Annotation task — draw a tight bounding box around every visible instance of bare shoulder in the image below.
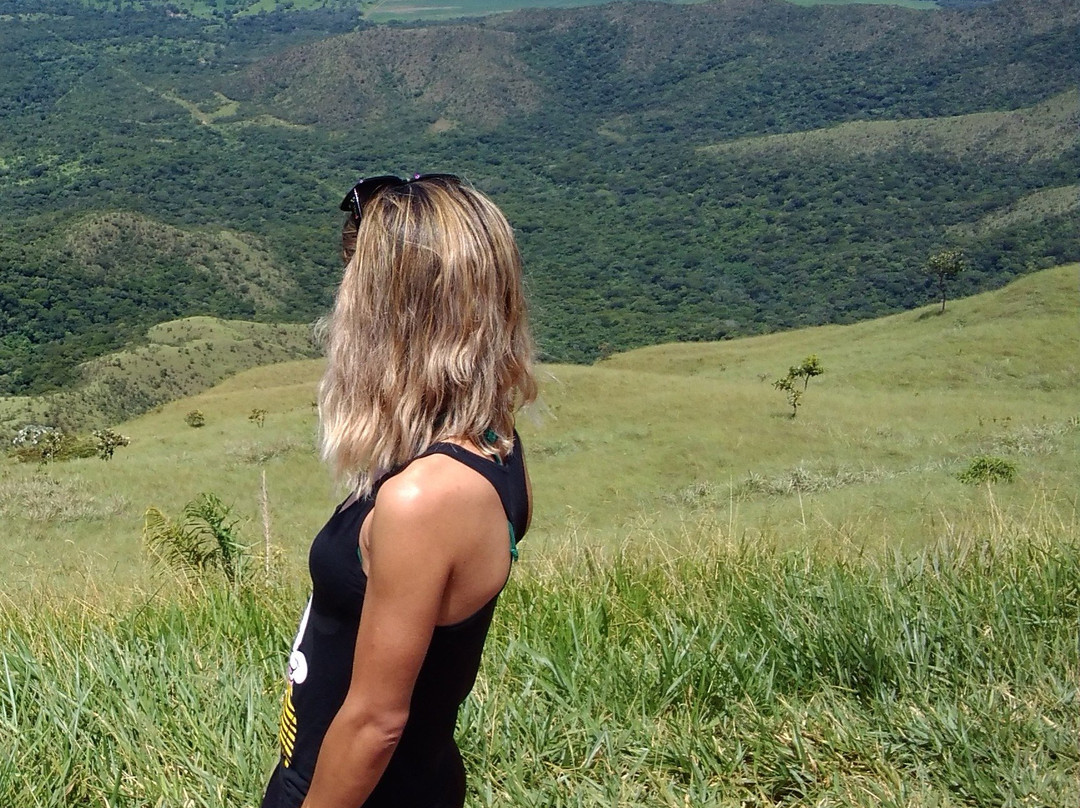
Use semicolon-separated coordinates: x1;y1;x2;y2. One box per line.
369;450;512;624
372;453;502;544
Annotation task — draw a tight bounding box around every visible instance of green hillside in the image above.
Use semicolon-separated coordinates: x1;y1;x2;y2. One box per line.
3;265;1075;589
701;90;1078;163
61;0;945;23
948;184;1080;239
0;316;319;435
67;212;303;311
366;0;939;25
533;264;1079;539
1;0;1078;393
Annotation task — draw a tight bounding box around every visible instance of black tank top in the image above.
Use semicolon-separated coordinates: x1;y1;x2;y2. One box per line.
262;433;529;808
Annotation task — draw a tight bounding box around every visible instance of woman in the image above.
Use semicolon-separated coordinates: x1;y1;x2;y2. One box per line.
261;173;537;808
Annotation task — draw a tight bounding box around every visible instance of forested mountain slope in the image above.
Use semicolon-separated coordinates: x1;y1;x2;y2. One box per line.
242;0;1078;134
0;0;1076;398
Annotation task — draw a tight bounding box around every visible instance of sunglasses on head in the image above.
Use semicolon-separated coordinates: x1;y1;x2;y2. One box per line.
339;173;462;221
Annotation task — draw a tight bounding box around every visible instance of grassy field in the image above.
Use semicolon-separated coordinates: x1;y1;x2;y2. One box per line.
784;0;937;7
362;0;638;23
1;265;1077;588
1;265;1078;805
63;0;942;23
947;184;1080;240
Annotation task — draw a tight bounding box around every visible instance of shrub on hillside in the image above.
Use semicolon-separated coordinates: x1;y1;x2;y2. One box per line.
11;425;97;464
958;455;1018;485
185;409;206;428
773;354;824;417
143;493;250;587
92;428;130;461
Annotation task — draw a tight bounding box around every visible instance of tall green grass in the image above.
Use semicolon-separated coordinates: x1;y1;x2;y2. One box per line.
3;502;1076;806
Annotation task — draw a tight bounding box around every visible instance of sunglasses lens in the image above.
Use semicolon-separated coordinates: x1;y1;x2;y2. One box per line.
339;175;405;216
339;173;463;219
412;173;461;184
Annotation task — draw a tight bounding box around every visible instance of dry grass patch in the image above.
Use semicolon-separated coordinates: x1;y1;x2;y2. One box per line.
225;436;314;466
0;471;128;522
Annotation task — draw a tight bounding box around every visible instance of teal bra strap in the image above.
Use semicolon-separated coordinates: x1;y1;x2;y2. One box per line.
487;429;516;559
485;429;506;467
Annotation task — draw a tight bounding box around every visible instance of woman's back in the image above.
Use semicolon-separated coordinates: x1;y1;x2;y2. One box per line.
261;173;536;808
263;436;530;808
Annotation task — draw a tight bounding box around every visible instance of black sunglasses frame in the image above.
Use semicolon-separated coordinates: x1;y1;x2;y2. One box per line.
339;173;462;221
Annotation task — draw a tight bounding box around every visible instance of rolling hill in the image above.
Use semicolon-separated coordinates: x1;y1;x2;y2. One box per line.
701;90;1078;164
0;317;319;434
233;0;1080;134
3;265;1075;587
66;212;302;311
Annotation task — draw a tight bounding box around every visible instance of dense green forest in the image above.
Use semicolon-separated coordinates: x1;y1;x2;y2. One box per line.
0;0;1077;396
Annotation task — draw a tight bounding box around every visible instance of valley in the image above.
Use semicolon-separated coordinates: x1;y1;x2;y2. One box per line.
1;3;1077;803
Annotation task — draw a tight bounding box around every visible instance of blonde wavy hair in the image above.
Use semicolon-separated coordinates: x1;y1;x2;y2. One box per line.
319;175;537;496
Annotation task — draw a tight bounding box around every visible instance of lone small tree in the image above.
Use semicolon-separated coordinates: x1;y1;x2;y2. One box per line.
791;354;823;391
774;355;824;417
925;248;968;313
773;375;803;418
